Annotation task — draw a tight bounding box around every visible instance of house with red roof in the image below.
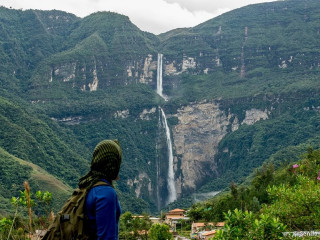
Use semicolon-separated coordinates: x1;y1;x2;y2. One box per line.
165;208;190;232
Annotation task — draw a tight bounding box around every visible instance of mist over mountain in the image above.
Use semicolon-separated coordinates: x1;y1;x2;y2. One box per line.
1;0;320;213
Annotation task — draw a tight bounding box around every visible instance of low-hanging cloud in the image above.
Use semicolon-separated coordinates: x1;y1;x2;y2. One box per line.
163;0;276;14
0;0;276;34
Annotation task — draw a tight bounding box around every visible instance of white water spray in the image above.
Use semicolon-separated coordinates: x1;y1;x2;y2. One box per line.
157;53;163;97
160;107;177;204
156;53;177;205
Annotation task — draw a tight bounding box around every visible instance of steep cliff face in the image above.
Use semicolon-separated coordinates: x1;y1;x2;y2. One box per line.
126;172;152;198
172;101;269;195
173;102;230;195
33;53;158;92
128;54;157;84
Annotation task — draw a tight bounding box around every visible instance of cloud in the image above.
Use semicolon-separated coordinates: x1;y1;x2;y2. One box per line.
85;0;218;34
0;0;275;34
1;0;219;34
163;0;276;14
118;0;218;34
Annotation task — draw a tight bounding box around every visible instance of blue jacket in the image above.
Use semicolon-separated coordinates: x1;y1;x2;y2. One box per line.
85;179;121;240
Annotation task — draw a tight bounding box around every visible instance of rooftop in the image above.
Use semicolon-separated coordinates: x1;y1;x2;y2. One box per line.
202;230;217;236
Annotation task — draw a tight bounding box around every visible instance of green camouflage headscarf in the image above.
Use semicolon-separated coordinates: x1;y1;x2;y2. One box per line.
91;139;122;177
78;139;122;188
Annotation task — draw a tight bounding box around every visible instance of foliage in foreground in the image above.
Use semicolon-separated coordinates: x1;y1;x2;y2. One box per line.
188;148;320;236
0;182;53;240
263;174;320;230
213;209;286;240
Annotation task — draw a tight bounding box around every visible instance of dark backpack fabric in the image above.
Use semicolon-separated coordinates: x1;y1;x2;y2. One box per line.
42;181;109;240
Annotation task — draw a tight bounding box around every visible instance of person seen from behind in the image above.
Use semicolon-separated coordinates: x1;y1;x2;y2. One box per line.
78;139;122;240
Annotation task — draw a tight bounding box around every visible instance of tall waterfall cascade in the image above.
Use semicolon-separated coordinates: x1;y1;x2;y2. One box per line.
156;119;161;209
156;53;177;205
156;53;163;97
160;108;177;204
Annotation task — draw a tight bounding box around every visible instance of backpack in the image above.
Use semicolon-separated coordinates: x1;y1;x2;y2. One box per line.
42;181;109;240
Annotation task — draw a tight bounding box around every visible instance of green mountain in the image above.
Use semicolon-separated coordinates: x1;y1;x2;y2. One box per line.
0;146;72;214
1;0;320;214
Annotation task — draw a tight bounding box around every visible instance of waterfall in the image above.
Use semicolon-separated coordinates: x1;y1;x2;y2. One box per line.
156;119;161;210
156;53;177;205
157;53;163;97
160;107;177;204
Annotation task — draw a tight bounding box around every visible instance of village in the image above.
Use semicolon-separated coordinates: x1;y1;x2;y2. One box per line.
135;208;225;240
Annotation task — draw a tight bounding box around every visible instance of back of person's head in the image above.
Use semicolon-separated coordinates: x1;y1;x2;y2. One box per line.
90;139;122;180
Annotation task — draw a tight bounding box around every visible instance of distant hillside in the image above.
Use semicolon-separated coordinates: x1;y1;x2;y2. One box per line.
0;96;90;184
0;146;72;214
158;0;320;102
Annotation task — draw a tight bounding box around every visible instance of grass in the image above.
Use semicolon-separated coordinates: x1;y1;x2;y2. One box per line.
0;147;72;211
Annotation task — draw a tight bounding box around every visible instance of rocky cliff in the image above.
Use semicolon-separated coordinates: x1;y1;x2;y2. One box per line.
171;101;269;196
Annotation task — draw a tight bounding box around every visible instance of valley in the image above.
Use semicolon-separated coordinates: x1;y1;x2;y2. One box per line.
0;0;320;216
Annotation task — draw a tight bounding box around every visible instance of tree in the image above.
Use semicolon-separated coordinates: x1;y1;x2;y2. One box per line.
119;212;134;240
139;214;152;240
0;182;53;240
149;223;172;240
187;204;205;222
262;175;320;230
119;212;152;240
213;209;287;240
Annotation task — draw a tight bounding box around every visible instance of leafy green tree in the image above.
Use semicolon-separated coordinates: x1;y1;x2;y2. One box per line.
139;214;152;240
262;175;320;230
119;211;134;240
251;163;275;204
120;212;152;240
131;214;152;240
0;185;53;240
213;209;286;240
187;204;205;222
149;223;172;240
10;187;53;237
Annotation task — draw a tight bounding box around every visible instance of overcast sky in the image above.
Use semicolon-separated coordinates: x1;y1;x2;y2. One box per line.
0;0;277;34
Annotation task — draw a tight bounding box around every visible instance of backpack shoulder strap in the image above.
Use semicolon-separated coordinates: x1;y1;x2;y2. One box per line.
91;181;111;188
